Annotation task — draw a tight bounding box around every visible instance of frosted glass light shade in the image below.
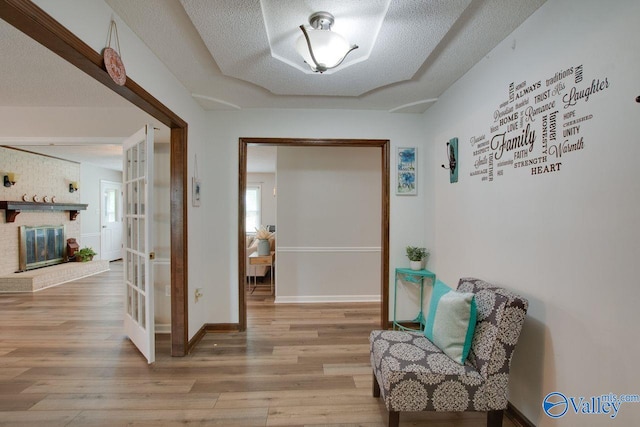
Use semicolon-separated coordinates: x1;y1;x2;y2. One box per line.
296;29;351;70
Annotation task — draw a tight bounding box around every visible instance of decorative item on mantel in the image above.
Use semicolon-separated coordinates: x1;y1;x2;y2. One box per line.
66;238;79;261
255;225;274;256
406;246;429;271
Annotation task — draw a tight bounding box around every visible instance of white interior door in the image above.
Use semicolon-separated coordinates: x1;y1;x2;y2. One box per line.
123;125;155;364
100;180;123;261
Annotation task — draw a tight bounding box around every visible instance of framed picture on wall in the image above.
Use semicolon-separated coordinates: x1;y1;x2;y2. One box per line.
396;147;417;195
192;177;201;207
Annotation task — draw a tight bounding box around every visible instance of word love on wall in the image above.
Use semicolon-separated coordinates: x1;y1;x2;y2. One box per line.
469;64;610;182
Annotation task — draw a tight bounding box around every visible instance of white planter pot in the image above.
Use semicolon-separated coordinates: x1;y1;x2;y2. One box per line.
257;239;270;256
410;260;422;271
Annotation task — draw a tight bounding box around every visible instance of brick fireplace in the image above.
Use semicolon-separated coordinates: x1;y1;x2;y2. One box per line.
0;147;80;276
0;148;109;293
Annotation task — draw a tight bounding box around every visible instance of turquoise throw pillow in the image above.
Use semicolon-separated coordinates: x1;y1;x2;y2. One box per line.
424;280;477;364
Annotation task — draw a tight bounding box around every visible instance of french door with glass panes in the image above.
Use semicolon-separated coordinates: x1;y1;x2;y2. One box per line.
123;125;155;363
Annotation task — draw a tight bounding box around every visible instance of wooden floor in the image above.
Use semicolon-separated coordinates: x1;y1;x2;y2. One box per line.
0;262;517;426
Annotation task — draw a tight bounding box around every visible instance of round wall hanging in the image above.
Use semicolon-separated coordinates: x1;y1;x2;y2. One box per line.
103;47;126;86
103;20;126;86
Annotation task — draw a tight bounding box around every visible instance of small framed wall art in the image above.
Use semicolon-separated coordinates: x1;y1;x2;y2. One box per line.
448;137;458;183
192;177;201;207
396;147;417;195
192;154;201;207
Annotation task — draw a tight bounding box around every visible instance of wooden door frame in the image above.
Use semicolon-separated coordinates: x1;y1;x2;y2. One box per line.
238;138;390;331
0;0;189;356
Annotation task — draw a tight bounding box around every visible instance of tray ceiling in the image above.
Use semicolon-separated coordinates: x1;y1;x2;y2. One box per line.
107;0;547;113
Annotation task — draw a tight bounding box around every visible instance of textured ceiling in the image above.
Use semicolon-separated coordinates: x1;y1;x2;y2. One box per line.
1;0;547;170
107;0;547;112
182;0;471;96
0;17;130;108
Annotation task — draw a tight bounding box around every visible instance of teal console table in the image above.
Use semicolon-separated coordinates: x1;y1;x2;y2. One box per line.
393;268;436;331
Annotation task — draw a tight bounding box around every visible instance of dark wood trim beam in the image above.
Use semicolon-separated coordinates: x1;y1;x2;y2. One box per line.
0;0;186;129
238;141;248;332
240;138;387;147
381;140;390;329
0;201;87;223
171;127;189;356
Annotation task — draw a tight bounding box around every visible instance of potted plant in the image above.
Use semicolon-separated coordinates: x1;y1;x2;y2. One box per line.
255;225;274;256
406;246;429;271
76;247;97;262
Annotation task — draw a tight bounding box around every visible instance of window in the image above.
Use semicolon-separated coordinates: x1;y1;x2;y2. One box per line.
246;185;261;232
104;188;118;223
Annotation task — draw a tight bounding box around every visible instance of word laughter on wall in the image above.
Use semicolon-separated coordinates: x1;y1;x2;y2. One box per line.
469;64;609;182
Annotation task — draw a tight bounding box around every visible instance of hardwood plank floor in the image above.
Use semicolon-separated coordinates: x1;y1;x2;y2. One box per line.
0;263;516;426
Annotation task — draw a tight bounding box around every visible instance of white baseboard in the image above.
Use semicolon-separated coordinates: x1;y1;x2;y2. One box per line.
155;324;171;334
275;295;381;304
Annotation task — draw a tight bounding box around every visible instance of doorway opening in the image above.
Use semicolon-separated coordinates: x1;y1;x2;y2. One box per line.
0;0;189;356
238;138;390;331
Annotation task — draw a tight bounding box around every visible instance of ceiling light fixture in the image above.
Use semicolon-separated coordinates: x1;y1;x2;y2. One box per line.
296;12;358;73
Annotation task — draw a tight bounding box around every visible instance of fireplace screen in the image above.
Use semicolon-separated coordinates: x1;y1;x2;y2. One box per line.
19;225;66;272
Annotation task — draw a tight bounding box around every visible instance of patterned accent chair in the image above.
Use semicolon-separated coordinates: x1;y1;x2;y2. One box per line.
369;278;528;427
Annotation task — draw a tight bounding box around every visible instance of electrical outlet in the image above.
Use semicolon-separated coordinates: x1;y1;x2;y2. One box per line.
165;285;171;297
195;288;203;302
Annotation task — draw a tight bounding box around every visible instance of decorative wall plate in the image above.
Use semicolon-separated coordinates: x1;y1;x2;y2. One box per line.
22;193;29;202
43;196;50;203
51;196;57;203
103;47;126;86
32;195;40;202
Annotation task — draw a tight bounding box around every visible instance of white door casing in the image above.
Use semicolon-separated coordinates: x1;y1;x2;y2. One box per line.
123;125;155;363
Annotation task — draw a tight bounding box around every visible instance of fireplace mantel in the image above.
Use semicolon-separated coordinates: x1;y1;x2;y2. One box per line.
0;201;88;223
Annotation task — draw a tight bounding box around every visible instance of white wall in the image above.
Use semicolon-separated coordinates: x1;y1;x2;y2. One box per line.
424;0;640;425
80;163;121;257
0;106;154;138
276;146;380;303
204;109;432;322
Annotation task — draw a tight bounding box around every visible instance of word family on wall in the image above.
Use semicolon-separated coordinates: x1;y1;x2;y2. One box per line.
469;64;610;182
